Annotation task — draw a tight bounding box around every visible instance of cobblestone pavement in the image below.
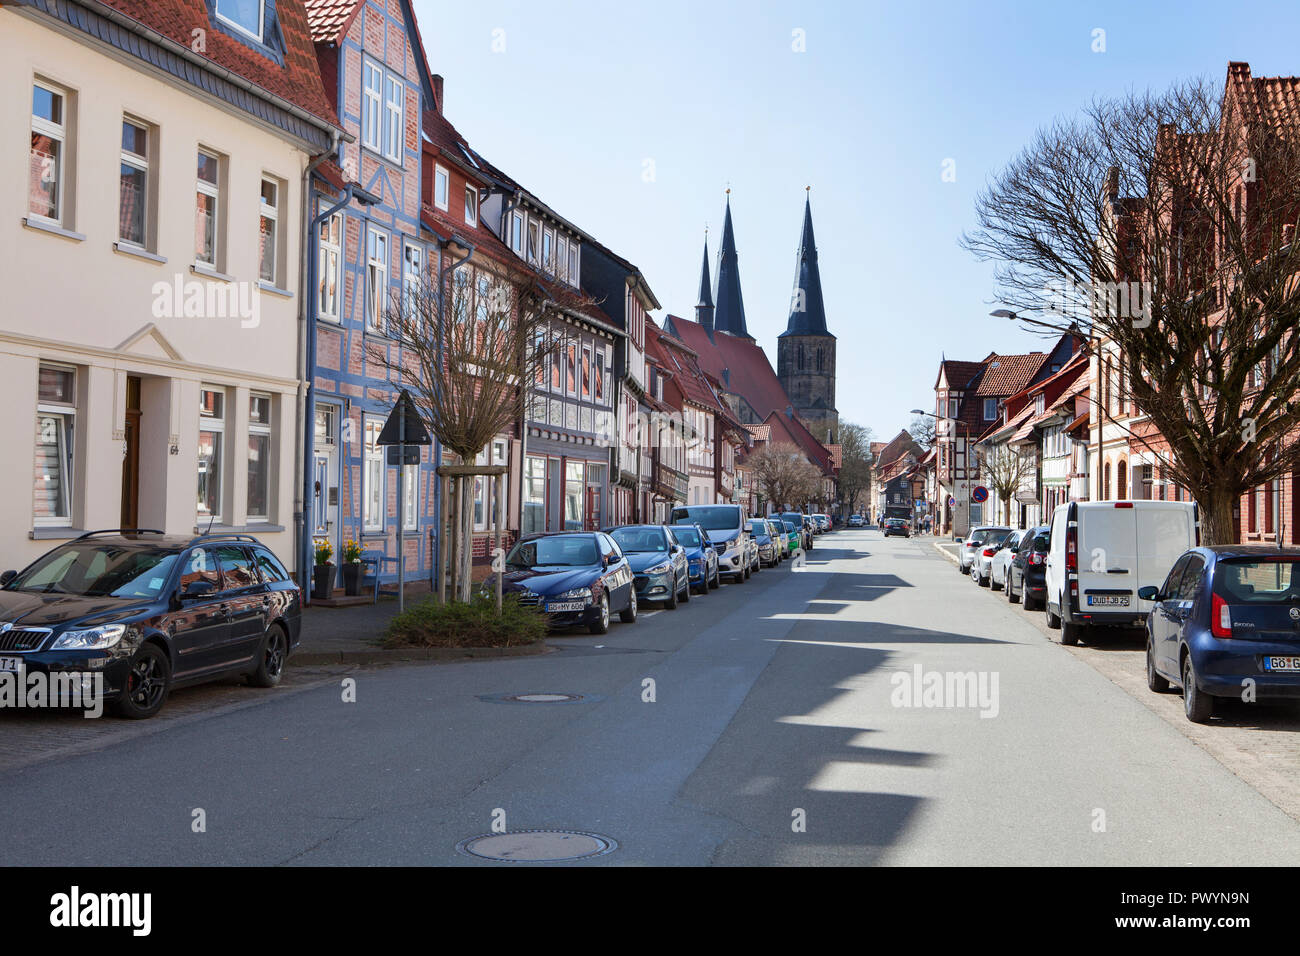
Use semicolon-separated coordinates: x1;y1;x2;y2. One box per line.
0;664;357;775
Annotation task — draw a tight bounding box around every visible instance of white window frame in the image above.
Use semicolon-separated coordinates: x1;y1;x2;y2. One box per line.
33;363;76;528
119;117;149;248
510;210;524;254
434;164;449;211
198;386;225;524
318;211;342;321
247;392;272;521
983;397;997;421
384;73;404;164
30;81;68;227
366;226;389;332
556;235;569;283
568;242;579;287
402;242;423;327
475;272;490;324
363;416;385;532
259;176;279;284
403;462;419;531
215;0;265;43
542;228;554;274
196;148;221;267
464;185;478;227
527;220;540;265
362;60;383;153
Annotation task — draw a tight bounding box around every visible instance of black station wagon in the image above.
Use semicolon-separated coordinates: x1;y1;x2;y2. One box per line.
0;530;301;719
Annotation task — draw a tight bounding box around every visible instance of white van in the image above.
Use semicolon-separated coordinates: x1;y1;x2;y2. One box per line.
1043;500;1199;645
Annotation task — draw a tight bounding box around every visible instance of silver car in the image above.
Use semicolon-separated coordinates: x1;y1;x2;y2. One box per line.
970;527;1013;586
988;529;1025;591
958;526;1008;575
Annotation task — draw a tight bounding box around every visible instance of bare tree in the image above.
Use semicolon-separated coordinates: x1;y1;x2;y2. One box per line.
908;414;935;451
367;263;589;601
963;75;1300;543
837;421;875;514
978;443;1037;525
747;442;805;513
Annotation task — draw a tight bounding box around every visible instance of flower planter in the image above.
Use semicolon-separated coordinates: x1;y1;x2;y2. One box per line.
312;563;335;600
342;561;362;597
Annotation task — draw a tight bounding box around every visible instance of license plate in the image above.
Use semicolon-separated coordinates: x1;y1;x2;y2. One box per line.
1087;594;1130;607
1264;657;1300;673
0;657;22;672
546;601;586;613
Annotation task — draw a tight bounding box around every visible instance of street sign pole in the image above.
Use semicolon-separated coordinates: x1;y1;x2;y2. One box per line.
397;405;405;615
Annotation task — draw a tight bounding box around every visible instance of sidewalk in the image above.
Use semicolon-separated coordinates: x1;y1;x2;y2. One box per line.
933;540;961;564
293;581;550;665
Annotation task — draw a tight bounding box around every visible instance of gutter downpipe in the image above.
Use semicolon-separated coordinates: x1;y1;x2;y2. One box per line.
300;179;370;602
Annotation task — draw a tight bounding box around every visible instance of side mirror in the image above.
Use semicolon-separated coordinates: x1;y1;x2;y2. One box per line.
1137;586;1160;602
181;579;218;601
0;570;15;587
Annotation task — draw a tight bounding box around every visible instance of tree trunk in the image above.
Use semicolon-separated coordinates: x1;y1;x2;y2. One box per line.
1198;487;1238;547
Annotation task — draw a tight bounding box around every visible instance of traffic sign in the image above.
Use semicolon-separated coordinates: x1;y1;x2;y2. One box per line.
947;496;956;508
376;389;432;446
971;485;989;503
386;446;420;465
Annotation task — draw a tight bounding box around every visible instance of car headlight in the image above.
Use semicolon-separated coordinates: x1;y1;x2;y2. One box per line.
52;624;126;650
556;586;592;600
645;562;673;575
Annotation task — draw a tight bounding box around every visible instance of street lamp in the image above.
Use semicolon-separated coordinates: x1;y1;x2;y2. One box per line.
913;407;971;538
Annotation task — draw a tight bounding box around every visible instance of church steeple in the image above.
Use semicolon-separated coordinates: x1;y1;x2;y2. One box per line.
695;231;714;337
780;191;831;337
712;192;751;339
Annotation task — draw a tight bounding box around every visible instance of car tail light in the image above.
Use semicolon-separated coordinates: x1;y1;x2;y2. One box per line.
1211;593;1232;638
1030;552;1045;565
1114;502;1133;509
982;548;997;557
1065;526;1077;572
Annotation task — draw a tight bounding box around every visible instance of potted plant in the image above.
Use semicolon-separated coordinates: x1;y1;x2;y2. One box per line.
341;539;364;597
312;539;334;600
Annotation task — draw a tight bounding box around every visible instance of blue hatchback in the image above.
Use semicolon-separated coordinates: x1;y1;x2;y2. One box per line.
669;523;719;594
1141;546;1300;723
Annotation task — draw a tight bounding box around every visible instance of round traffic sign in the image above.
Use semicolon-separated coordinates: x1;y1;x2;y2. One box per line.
971;486;989;503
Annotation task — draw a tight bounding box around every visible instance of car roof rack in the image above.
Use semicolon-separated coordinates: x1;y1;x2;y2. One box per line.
74;529;167;540
185;532;263;547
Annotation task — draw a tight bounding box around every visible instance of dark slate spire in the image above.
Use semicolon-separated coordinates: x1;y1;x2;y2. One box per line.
695;232;714;337
780;191;832;337
712;192;751;339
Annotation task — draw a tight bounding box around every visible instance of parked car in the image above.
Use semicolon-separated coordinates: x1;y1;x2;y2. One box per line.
1142;547;1300;723
971;528;1013;586
778;512;814;551
767;520;790;562
0;530;300;719
496;531;638;633
749;519;781;568
988;530;1024;591
812;514;830;534
1006;525;1050;610
1044;500;1198;645
780;519;802;557
847;514;864;528
883;518;911;538
670;522;720;593
958;526;1009;574
607;525;692;607
669;504;751;582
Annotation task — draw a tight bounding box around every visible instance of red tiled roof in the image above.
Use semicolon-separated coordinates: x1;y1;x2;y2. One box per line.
649;321;729;417
827;444;842;469
874;429;920;471
663;316;794;422
746;424;771;442
302;0;364;43
103;0;339;129
974;352;1047;396
935;359;985;391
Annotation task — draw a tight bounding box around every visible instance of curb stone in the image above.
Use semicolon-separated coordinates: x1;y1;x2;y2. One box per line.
291;642;553;665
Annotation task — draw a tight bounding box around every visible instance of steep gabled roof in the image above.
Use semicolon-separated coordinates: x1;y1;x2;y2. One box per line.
780;194;832;338
661;315;794;422
935;359;986;391
712;195;750;338
974;352;1047;396
874;430;922;472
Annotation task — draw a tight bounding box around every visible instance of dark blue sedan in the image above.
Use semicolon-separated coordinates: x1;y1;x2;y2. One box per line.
1141;546;1300;723
605;525;691;609
670;522;719;594
490;532;637;634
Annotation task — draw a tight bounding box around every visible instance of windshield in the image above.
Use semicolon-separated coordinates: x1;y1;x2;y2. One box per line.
1214;559;1300;603
506;536;598;568
748;521;769;536
784;521;797;532
8;544;179;599
672;528;702;548
610;527;669;553
671;505;741;532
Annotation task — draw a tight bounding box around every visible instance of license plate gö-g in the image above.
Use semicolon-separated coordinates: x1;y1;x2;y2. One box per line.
1264;656;1300;673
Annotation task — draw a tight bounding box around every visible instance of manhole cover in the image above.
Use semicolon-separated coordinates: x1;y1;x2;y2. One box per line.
509;693;581;703
477;692;600;705
457;829;617;862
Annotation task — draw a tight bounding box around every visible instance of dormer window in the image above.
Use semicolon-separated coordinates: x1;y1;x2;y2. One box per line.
433;165;449;211
464;186;477;227
216;0;264;42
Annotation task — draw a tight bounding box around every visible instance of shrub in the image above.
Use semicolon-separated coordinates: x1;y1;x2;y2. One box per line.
382;594;549;649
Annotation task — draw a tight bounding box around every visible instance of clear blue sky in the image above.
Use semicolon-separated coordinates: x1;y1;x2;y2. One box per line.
413;0;1300;441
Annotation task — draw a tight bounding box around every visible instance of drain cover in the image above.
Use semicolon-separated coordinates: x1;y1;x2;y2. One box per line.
477;692;600;705
458;829;617;862
509;693;581;703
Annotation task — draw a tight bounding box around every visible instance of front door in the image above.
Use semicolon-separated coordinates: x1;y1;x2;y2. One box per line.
120;376;141;528
585;486;601;531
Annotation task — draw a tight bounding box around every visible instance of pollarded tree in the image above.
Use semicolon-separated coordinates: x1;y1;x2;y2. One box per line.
962;73;1300;543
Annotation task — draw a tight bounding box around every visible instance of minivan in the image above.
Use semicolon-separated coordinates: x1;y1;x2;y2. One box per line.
669;504;750;581
1043;500;1198;645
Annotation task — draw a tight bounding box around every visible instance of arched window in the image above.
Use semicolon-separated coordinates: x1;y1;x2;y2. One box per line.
1103;460;1112;500
1117;459;1128;500
797;345;804;370
816;350;823;371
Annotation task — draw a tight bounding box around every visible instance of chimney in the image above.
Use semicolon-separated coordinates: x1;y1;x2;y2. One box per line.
432;74;444;113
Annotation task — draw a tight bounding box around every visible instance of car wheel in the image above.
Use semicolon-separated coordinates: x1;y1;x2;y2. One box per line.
1182;653;1214;723
1061;621;1081;646
680;574;691;602
112;643;171;719
991;568;1003;591
665;577;679;609
1146;640;1170;693
1008;574;1020;604
248;623;288;688
619;589;638;623
709;566;720;589
588;592;610;635
1045;603;1061;628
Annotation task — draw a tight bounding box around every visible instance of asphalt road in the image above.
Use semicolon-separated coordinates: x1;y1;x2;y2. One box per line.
3;529;1299;866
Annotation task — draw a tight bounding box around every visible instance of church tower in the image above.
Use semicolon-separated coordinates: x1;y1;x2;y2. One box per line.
776;192;838;444
712;192;751;339
695;232;714;337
